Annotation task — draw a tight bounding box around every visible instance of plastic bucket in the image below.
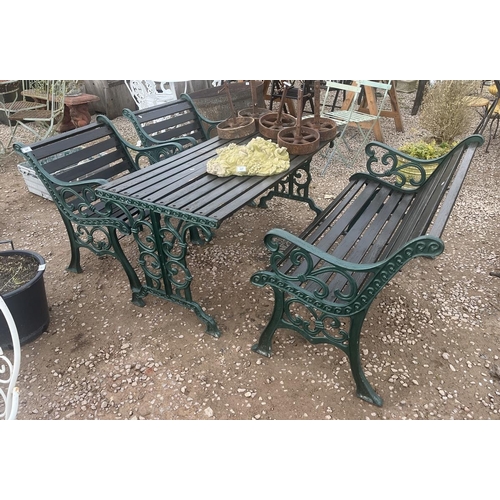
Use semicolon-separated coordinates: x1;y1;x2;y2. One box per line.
0;250;50;349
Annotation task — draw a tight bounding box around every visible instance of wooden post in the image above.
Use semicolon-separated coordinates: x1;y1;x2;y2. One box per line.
411;80;429;116
357;81;404;138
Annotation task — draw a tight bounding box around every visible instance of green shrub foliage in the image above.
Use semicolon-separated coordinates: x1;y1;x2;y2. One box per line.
419;80;477;144
399;140;456;160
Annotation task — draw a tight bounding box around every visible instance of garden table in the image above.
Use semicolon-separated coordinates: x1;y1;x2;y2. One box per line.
96;132;331;337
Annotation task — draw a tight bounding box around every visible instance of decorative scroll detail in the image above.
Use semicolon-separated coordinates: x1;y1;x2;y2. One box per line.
0;297;20;420
252;232;445;317
365;143;433;189
99;191;220;229
133;146;183;166
72;225;113;253
129;212;220;336
363;135;485;191
132;214;212;299
282;298;351;351
258;161;322;215
268;242;359;303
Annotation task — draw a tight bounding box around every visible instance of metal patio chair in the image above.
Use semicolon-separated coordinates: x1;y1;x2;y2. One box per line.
321;80;392;173
124;80;186;110
1;80;47;151
7;80;66;147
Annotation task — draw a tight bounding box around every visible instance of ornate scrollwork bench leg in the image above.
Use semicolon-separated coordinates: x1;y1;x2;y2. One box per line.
58;194;146;307
251;229;446;406
251;286;383;406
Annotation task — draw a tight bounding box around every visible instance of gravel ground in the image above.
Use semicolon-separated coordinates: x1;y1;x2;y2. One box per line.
1;84;499;423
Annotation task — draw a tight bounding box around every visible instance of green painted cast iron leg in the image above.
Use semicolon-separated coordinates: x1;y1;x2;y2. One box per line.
251;288;284;357
257;163;322;216
347;312;383;407
108;230;145;307
64;218;83;274
189;301;221;338
188;227;204;246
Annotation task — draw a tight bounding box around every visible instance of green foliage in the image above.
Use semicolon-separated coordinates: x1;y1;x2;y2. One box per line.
399;140;457;160
419;80;478;144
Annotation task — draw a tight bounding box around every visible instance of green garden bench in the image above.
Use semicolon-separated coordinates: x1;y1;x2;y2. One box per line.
250;134;484;406
13;118;186;307
121;94;221;150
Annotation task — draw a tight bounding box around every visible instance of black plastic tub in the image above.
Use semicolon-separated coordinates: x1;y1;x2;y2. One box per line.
0;250;50;349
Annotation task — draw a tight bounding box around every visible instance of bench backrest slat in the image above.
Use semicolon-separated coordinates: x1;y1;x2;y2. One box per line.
29;123;113;161
147;122;206;144
381;144;465;257
429;142;480;238
126;99;207;145
13;120;139;225
132;99;193;124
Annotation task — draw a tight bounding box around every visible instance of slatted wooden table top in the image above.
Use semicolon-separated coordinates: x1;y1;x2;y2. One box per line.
97;133;329;228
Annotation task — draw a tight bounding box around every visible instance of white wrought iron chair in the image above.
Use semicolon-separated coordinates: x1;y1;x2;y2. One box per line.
7;80;66;147
1;80;47;151
0;296;21;420
0;80;46;117
124;80;186;110
321;80;392;173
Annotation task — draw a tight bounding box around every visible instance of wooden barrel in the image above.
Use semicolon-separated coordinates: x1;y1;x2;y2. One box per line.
83;80;138;118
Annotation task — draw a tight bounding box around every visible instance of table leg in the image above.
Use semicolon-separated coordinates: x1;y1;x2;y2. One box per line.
411;80;429;116
132;211;221;337
258;159;322;216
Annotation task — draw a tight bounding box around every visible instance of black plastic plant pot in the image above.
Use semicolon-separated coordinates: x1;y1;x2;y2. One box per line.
0;250;50;349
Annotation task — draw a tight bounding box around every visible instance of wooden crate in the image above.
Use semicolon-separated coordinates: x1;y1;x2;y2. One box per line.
17;162;53;201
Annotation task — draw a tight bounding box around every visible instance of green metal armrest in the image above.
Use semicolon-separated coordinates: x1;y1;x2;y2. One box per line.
180;93;223;140
361;134;484;191
252;228;444;315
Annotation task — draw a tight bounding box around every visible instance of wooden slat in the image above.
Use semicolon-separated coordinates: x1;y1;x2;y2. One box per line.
30;123;111;161
429;143;479;238
132;99;191;124
46;136;123;176
285;181;381;279
382;147;460;256
324;189;409;296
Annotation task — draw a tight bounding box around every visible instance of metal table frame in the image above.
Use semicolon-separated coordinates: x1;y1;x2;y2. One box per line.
96;133;330;337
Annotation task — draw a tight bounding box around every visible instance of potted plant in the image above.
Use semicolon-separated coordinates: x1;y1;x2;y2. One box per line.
397;80;478;183
65;80;84;96
0;240;50;349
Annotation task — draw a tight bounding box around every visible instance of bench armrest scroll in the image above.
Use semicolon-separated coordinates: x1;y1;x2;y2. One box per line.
181;93;223;139
252;228;445;313
362;135;484;191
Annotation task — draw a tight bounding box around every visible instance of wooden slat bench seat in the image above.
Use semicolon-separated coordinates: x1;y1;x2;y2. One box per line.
121;94;222;150
12;119;184;307
250;134;484;406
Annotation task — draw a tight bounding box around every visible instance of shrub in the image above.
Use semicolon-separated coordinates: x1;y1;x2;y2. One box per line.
419;80;478;144
398;139;457;186
399;139;456;160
